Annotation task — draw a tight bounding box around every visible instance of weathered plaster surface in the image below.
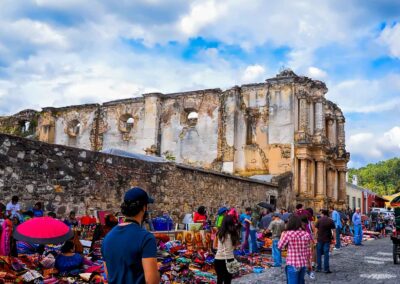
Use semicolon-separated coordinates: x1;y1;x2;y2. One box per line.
0;70;349;209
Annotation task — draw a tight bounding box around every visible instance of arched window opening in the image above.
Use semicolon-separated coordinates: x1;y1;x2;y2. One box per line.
67;120;81;137
187;111;198;126
20;121;31;133
119;114;135;133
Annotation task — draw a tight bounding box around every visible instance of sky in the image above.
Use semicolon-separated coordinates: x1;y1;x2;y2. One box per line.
0;0;399;168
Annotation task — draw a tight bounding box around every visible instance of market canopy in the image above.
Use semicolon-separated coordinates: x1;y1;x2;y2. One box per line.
390;195;400;207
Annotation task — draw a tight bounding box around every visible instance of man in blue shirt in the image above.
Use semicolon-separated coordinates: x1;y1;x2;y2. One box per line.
352;208;363;246
239;207;253;252
330;206;342;249
102;187;159;284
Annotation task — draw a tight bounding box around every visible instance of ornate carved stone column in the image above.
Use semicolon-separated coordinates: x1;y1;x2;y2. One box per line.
326;169;334;199
299;97;308;133
314;99;325;135
300;159;309;196
337;116;346;156
316;161;325;197
338;170;347;203
326;119;335;145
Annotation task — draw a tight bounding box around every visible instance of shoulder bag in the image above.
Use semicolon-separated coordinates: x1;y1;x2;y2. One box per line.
222;237;241;274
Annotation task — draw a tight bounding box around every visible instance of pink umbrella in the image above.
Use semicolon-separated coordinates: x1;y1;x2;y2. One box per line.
13;217;74;244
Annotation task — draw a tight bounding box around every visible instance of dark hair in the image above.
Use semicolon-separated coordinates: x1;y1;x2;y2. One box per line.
69;211;76;217
12;196;19;203
300;215;308;225
34;202;42;209
48;212;56;218
121;200;146;217
296;204;303;210
329;206;335;210
321;209;329;216
197;206;206;215
105;214;118;228
217;215;240;246
306;208;314;216
61;240;75;254
245;207;252;212
286;215;303;231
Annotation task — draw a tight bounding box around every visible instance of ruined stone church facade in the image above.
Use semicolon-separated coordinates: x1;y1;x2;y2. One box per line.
0;70;349;209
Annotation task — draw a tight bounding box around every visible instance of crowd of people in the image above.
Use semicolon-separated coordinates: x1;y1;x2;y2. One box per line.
0;191;392;284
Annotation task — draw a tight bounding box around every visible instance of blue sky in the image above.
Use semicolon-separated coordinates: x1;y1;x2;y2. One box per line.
0;0;399;168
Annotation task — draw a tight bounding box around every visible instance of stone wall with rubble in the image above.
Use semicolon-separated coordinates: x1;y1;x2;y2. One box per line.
0;70;350;209
0;133;282;221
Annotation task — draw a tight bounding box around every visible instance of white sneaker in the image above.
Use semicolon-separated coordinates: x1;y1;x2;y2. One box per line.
309;271;316;280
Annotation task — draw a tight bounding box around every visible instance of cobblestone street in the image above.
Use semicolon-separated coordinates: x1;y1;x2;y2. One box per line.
233;237;400;284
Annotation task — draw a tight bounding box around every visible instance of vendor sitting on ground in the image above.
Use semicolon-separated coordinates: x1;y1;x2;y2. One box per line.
64;211;78;227
193;206;207;223
55;240;83;275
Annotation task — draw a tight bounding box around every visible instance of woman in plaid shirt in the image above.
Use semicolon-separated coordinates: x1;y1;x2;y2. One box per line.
278;215;312;284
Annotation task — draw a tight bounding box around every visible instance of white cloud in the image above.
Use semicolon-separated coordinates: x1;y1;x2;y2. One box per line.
307;66;328;79
379;23;400;58
179;0;223;36
327;74;400;113
348;126;400;164
241;65;266;83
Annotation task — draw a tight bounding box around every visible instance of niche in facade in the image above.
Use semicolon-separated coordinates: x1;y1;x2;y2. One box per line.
187;111;199;127
67;120;81;137
119;114;134;133
20;121;31;133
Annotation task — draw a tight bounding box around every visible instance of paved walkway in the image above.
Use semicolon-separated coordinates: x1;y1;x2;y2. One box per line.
233;237;400;284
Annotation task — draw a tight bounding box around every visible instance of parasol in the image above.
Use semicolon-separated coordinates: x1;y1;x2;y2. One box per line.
257;202;274;211
390;195;400;207
13;217;74;245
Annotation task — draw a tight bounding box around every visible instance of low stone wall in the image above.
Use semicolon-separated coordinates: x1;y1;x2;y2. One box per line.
0;134;282;222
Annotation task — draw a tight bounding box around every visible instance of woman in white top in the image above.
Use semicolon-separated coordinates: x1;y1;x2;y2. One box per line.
214;215;240;284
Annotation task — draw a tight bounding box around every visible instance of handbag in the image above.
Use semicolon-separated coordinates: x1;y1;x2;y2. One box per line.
222;237;241;274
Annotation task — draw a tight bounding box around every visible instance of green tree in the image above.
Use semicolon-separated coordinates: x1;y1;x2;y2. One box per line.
348;157;400;195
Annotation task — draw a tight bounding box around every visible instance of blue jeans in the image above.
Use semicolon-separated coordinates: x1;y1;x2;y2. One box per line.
241;230;258;253
272;239;282;266
354;224;363;245
249;229;258;253
285;265;306;284
335;227;341;248
317;242;330;271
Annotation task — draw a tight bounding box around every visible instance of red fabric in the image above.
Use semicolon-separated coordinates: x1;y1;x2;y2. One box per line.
278;230;312;268
193;212;207;223
81;215;96;225
15;217;69;239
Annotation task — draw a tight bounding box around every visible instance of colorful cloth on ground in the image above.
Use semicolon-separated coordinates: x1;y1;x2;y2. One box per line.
16;241;39;255
278;230;311;268
55;253;83;274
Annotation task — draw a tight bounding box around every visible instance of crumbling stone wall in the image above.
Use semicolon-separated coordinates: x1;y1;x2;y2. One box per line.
0;134;281;221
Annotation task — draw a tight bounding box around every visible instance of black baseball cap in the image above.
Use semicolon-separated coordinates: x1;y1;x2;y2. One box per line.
124;187;154;204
